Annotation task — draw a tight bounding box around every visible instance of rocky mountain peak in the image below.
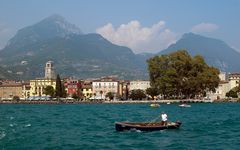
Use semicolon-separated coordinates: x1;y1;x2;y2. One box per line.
6;14;82;49
38;14;82;35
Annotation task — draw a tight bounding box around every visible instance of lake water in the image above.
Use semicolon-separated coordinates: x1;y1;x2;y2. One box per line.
1;103;240;149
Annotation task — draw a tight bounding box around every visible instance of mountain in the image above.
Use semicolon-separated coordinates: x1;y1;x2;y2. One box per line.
0;15;147;80
0;66;16;79
158;33;240;72
3;15;238;80
2;15;82;56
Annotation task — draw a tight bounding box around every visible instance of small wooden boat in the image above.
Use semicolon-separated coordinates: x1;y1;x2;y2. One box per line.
150;103;160;107
115;121;182;131
179;104;191;107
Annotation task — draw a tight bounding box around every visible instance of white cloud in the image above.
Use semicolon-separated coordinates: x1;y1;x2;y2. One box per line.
191;23;219;33
96;20;177;53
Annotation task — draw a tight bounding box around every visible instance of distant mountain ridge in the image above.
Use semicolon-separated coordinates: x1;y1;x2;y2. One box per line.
0;15;240;80
159;33;240;72
0;15;147;80
4;15;82;53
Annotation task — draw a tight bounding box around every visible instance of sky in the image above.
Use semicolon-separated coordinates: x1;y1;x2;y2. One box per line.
0;0;239;53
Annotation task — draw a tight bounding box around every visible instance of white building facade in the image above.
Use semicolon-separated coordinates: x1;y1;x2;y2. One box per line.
129;80;150;91
228;73;240;90
209;72;240;100
92;77;119;100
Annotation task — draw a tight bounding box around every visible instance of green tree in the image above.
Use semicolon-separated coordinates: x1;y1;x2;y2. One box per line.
55;74;62;98
72;93;79;100
61;83;67;98
226;90;238;98
129;89;146;100
43;85;54;97
146;87;160;100
147;50;220;99
106;92;114;100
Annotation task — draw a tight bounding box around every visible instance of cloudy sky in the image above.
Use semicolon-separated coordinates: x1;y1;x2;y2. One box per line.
0;0;239;53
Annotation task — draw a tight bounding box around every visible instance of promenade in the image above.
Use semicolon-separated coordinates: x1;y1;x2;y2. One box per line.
0;99;233;104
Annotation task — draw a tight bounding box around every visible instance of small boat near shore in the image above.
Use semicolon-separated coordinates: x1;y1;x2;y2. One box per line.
115;121;182;131
150;103;160;108
179;104;191;107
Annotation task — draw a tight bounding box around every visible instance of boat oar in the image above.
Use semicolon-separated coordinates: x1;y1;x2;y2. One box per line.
147;116;161;125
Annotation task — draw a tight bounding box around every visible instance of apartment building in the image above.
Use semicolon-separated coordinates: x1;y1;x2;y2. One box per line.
92;77;119;100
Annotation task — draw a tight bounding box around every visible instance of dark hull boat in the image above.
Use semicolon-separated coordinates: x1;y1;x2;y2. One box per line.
115;121;182;132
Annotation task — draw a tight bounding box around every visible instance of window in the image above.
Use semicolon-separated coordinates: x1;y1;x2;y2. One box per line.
104;83;106;88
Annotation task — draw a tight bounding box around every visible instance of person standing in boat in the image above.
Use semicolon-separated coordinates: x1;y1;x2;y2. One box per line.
161;112;168;126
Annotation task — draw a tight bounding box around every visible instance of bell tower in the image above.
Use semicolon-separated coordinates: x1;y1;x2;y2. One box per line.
45;61;56;79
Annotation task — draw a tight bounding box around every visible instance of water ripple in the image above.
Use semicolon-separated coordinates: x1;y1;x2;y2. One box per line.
0;103;240;149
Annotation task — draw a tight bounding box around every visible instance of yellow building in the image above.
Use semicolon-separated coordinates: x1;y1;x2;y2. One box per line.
81;81;92;99
30;78;56;97
22;82;31;99
29;61;57;97
0;83;23;99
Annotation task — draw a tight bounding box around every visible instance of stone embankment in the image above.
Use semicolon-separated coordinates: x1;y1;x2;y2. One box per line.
0;99;231;104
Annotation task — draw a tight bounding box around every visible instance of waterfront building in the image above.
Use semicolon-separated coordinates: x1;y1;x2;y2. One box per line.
129;80;150;92
82;80;92;99
208;81;230;100
64;77;81;97
29;61;58;98
29;78;56;97
208;72;240;100
92;77;119;100
22;81;31;99
228;73;240;90
0;83;23;99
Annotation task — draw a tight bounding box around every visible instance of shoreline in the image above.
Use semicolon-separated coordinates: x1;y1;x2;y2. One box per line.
0;99;238;104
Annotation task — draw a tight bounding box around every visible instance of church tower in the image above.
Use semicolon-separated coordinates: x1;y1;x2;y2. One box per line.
45;61;56;79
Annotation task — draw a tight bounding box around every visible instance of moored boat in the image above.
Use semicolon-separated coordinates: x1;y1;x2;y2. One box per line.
115;121;182;131
150;103;160;107
179;104;191;107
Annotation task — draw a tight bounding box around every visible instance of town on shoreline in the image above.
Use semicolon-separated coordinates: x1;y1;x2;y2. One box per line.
0;98;239;105
1;61;240;103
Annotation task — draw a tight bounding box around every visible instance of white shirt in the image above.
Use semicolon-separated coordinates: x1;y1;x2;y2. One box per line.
161;113;168;121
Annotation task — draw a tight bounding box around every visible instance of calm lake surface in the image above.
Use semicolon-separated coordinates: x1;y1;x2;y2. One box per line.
1;103;240;149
